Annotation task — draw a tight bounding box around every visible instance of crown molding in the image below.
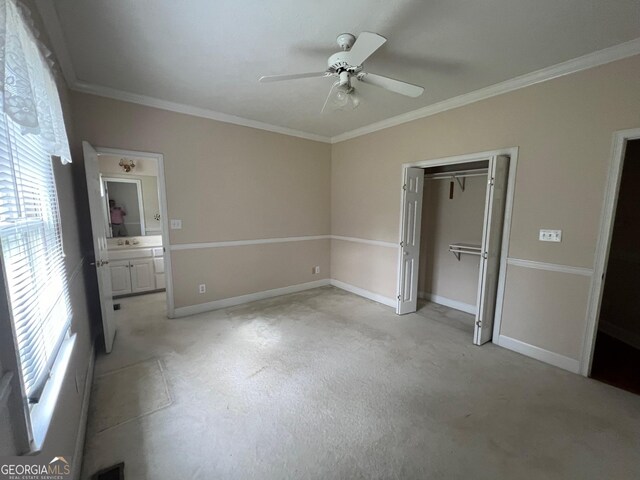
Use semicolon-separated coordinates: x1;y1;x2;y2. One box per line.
330;37;640;143
34;0;332;144
35;0;640;147
70;81;332;143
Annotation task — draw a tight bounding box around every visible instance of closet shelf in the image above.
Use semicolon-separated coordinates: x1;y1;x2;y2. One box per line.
449;243;482;261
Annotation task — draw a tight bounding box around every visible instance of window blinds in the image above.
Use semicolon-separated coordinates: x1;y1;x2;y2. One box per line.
0;113;71;403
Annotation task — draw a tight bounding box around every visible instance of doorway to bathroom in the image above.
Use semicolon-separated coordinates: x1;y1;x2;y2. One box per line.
84;143;174;353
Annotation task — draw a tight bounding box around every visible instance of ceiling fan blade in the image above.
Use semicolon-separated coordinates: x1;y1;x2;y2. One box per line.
259;72;328;83
357;72;424;97
347;32;386;66
321;82;338;114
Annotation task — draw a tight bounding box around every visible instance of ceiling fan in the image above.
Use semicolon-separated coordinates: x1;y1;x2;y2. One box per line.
259;32;424;113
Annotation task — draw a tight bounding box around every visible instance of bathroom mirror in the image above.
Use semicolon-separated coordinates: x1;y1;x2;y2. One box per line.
98;154;163;238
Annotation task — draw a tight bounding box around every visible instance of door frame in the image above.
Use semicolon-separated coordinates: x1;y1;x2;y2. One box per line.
580;128;640;376
95;146;176;318
102;176;146;236
397;147;519;342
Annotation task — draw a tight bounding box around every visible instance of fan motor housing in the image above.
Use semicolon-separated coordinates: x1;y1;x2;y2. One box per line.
327;52;362;75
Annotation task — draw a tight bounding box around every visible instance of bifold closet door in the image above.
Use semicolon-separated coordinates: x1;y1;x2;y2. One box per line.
397;167;424;314
474;155;509;345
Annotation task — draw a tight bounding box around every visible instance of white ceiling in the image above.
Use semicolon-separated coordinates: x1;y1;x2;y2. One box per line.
40;0;640;140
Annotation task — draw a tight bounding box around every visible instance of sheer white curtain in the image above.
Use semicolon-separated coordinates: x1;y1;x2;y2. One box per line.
0;0;70;163
0;0;72;404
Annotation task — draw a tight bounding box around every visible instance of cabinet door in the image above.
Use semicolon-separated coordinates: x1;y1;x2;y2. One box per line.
130;258;155;293
153;257;165;274
110;260;132;296
155;273;166;290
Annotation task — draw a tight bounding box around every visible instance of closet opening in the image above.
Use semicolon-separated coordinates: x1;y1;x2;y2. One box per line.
420;160;489;337
396;150;517;345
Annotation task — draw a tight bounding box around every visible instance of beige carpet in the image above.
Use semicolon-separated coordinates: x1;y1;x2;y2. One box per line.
81;288;640;479
89;358;172;433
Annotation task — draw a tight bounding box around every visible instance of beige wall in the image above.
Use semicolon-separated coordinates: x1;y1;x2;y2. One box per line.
331;55;640;362
173;239;330;308
71;92;332;307
419;174;486;307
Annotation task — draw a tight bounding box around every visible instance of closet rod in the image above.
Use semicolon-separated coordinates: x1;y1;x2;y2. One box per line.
424;168;488;180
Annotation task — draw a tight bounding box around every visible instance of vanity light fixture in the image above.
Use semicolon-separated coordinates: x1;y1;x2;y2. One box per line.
119;158;136;172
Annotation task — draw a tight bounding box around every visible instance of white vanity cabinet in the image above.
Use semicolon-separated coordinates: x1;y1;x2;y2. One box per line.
110;260;132;296
108;247;165;297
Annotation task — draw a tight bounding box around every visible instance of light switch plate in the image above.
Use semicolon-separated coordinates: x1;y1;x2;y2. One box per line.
539;229;562;242
170;219;182;230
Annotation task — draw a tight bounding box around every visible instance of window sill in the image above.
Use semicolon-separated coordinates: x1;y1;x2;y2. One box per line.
28;333;76;452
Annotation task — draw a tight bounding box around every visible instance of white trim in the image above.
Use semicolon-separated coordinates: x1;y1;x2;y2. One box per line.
95;147;175;318
35;1;640;146
168;234;398;251
34;2;331;144
30;334;77;450
403;148;516;169
330;235;397;248
397;148;518;337
71;343;94;480
506;258;593;277
173;279;330;317
418;292;477;315
498;335;581;374
598;321;640;351
331;39;640;143
329;279;396;308
581;128;640;376
492;151;519;343
170;235;330;251
73;81;331;144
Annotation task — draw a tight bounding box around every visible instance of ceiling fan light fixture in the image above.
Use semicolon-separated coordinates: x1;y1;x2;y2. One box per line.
333;83;360;111
266;31;422;114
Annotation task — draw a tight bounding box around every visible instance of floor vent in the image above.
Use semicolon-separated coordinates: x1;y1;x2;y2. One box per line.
92;462;124;480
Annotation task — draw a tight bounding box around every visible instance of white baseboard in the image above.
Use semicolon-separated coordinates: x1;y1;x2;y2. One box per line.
598;321;640;351
72;343;95;480
329;279;396;308
418;292;477;315
498;335;580;374
173;279;331;317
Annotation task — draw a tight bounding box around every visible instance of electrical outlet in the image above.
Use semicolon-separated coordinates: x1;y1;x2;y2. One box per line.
198;284;206;294
313;266;320;274
170;219;182;230
539;229;562;242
